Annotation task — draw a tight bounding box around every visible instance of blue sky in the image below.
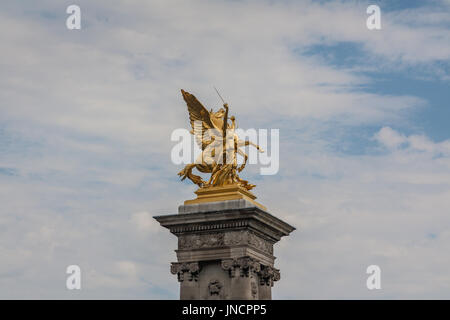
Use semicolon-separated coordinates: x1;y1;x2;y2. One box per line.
1;0;450;299
300;39;450;156
306;40;450;138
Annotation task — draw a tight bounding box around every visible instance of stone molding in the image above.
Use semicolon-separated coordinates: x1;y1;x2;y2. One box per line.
154;206;295;243
169;220;249;234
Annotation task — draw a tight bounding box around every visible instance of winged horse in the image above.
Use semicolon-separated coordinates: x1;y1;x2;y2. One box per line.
177;89;263;190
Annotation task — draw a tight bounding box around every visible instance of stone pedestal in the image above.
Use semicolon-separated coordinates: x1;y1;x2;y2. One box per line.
154;199;295;300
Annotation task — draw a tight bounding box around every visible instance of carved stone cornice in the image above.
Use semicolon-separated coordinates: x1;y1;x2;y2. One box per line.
170;262;200;282
154;206;295;243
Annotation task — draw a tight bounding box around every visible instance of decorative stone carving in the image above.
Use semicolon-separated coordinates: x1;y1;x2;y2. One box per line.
223;230;246;246
179;233;224;250
221;257;261;278
221;257;280;287
258;265;280;287
170;262;200;282
178;230;274;255
221;259;236;278
247;232;273;255
208;279;222;296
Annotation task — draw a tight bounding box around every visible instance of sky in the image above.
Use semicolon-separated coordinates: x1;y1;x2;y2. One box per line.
0;0;449;299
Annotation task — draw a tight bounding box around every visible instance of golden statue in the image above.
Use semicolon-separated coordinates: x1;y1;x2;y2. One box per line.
178;89;266;208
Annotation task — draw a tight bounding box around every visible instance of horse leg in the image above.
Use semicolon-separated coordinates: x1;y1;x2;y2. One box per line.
237;148;248;172
178;164;205;187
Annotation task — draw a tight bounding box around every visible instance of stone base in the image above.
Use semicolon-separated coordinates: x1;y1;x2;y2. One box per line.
183;185;267;210
178;199;257;214
154;199;295;300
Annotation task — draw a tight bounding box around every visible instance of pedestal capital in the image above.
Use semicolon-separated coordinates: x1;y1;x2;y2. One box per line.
170;262;201;282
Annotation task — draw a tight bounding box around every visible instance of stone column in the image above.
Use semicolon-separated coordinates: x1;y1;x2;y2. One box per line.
154;199;295;300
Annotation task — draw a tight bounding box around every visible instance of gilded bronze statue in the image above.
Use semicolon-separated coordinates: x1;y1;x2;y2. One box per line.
178;89;263;191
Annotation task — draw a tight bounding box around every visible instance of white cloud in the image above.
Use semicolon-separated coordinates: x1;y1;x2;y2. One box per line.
131;211;161;233
375;127;450;156
116;260;138;278
374;126;407;149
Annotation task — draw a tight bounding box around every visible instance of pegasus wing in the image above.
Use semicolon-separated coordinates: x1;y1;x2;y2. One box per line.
181;89;218;150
